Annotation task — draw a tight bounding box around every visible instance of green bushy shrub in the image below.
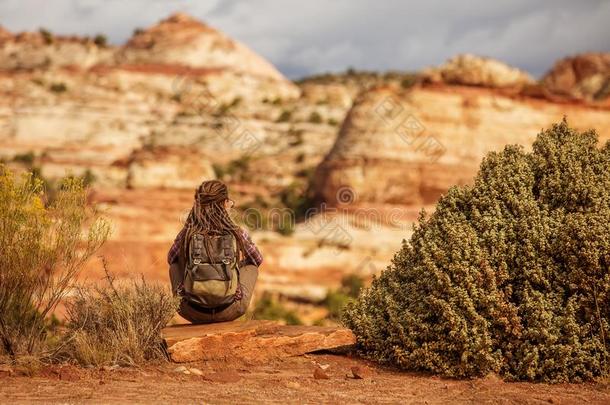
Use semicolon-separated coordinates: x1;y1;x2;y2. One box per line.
308;111;323;124
252;292;302;325
39;28;53;44
276;110;292;123
343;120;610;382
93;34;107;47
12;151;35;166
324;274;365;319
49;83;67;93
279;181;311;219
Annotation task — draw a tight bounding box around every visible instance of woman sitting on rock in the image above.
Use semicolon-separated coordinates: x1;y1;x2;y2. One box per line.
168;180;262;323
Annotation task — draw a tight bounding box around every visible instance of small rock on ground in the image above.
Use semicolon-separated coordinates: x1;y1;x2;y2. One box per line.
313;366;330;380
311;362;330;371
350;366;369;379
188;368;203;376
285;381;301;389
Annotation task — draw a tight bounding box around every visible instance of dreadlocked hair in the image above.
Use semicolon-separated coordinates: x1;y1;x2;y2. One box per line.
182;180;247;263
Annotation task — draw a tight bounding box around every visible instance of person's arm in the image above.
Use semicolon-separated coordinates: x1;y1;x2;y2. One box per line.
167;227;186;265
240;228;263;267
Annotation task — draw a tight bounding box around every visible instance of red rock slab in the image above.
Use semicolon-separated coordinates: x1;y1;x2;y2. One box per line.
161;320;356;363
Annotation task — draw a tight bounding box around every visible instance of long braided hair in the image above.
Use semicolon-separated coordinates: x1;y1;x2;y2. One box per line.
182;180;246;263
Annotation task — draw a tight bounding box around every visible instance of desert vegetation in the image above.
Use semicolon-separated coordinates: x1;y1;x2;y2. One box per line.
344;120;610;382
249;273;365;326
251;292;303;325
0;165;177;368
49;82;67;93
92;34;107;47
62;274;178;366
0;167;109;358
324;274;364;320
295;67;419;89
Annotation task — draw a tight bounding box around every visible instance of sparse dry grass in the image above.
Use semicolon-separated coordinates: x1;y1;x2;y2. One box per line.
62;272;178;366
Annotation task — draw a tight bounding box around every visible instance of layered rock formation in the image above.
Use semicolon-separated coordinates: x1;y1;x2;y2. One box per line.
422;54;534;88
315;84;610;206
541;52;610;101
162;320;356;363
127;147;216;189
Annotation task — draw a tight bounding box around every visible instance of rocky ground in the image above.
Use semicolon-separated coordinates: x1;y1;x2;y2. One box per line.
3;320;610;404
2;353;610;404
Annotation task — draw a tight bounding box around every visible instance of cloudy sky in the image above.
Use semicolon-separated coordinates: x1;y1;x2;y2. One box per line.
1;0;609;79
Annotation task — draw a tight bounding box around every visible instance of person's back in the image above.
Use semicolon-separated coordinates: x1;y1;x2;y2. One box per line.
167;180;262;323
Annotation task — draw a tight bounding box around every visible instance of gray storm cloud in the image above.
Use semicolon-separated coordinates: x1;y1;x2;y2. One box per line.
0;0;608;79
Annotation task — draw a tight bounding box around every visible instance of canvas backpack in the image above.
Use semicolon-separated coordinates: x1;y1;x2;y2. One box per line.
182;233;239;308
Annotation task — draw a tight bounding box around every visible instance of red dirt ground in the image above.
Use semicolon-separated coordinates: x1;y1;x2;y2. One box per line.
2;353;610;404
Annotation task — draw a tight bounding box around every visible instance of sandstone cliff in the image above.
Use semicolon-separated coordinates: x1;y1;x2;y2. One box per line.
315;84;610;206
127;147;216;189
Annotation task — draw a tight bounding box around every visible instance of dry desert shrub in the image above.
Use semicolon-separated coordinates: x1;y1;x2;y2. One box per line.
0;166;110;359
344;120;610;382
63;274;178;366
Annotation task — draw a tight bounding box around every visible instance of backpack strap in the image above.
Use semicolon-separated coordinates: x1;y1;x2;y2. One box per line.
231;233;241;284
221;234;234;264
191;233;205;265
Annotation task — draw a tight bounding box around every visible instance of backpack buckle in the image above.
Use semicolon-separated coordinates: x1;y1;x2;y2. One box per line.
193;258;202;265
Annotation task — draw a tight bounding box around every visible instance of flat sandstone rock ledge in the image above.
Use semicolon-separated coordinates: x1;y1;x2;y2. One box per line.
162;320;356;363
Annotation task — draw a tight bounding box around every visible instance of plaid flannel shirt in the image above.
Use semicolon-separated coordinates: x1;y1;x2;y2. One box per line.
167;227;263;267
